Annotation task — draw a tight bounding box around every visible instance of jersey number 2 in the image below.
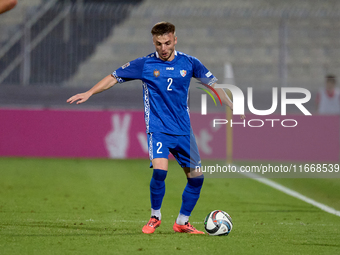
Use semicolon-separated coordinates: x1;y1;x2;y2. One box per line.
167;78;173;91
156;142;162;154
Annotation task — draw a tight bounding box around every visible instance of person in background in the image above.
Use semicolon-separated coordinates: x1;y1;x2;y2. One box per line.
316;74;340;115
0;0;17;14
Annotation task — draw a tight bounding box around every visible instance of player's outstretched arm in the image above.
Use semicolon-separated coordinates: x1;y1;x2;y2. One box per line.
67;74;117;104
212;83;245;119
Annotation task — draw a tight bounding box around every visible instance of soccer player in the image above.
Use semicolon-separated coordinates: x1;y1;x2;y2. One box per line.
67;21;236;234
316;74;340;115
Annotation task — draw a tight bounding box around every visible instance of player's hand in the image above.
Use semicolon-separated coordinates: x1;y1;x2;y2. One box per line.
67;92;91;104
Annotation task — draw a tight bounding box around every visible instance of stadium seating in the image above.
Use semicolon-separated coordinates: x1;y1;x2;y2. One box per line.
68;0;340;91
1;0;340;93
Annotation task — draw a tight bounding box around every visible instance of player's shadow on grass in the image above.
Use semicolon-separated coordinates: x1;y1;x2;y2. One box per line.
296;243;340;248
236;201;315;208
235;201;320;212
0;222;114;235
0;222;180;236
245;209;321;213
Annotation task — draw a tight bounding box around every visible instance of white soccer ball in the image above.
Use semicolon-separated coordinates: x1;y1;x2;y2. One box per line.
204;210;233;236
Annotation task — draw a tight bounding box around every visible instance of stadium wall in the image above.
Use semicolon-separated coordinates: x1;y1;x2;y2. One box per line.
0;108;338;162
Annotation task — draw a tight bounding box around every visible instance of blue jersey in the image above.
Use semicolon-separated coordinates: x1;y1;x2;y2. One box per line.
112;51;217;135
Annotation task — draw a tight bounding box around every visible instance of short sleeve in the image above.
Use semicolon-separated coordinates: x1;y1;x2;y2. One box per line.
192;57;218;86
112;57;146;83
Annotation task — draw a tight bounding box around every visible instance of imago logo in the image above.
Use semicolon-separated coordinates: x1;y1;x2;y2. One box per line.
200;84;312;128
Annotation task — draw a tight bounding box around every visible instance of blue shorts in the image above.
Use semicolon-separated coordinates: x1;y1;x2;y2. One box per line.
147;130;201;169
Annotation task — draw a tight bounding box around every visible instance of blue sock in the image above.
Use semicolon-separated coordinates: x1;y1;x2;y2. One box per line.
180;175;204;216
150;169;167;210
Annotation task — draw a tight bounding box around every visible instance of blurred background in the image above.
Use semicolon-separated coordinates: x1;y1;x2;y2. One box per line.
0;0;339;161
3;0;340;109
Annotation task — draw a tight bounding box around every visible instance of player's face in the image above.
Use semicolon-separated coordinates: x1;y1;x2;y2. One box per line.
326;80;336;90
153;33;177;61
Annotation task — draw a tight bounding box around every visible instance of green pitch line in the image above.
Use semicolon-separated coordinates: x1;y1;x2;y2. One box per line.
0;158;340;255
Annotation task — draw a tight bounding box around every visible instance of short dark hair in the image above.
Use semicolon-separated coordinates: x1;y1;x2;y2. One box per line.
326;74;336;83
151;21;175;36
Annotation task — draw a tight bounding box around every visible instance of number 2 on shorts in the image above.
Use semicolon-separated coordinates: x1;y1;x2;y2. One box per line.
156;142;162;154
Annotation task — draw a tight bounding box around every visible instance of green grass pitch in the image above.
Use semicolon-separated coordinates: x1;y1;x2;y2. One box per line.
0;158;340;255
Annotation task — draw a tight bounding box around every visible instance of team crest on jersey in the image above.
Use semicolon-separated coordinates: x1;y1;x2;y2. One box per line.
180;70;187;77
153;69;160;77
121;62;130;69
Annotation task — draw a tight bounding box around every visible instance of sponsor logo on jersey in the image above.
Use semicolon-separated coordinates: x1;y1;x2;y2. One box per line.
180;70;187;77
166;67;174;70
121;62;130;69
205;71;212;77
153;69;160;77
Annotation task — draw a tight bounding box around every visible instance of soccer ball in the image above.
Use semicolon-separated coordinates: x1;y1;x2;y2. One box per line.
204;210;233;236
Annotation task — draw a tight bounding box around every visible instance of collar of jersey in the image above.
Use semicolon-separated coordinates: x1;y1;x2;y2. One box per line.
155;50;178;63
